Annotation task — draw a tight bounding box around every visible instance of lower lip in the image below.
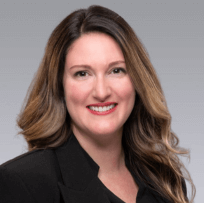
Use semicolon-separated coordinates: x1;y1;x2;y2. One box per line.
87;105;118;115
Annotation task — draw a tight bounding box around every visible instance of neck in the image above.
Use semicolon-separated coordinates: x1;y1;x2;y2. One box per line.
73;127;125;174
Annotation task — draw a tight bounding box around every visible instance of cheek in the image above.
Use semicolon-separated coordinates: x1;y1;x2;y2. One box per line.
115;79;135;101
64;81;89;105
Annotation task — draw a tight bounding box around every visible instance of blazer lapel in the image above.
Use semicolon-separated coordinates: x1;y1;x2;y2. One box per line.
58;177;109;203
54;133;110;203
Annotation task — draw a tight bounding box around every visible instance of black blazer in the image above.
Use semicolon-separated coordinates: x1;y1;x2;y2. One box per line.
0;133;182;203
0;133;114;203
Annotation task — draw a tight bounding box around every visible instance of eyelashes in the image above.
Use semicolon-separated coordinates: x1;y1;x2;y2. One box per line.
74;71;88;77
111;68;126;74
74;68;127;78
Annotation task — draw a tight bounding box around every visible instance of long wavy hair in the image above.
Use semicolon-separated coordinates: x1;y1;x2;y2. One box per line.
17;5;195;203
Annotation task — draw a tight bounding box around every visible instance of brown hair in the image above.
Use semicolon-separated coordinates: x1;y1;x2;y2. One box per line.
17;5;195;203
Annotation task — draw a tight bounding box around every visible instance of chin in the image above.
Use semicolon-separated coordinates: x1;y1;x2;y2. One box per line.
88;126;122;137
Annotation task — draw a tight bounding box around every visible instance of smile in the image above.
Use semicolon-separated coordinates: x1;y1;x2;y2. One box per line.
87;104;118;115
88;104;117;112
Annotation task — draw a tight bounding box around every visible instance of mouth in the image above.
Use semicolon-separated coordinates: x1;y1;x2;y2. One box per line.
87;103;117;112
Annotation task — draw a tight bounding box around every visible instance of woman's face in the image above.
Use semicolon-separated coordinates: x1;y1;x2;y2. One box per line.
63;32;135;141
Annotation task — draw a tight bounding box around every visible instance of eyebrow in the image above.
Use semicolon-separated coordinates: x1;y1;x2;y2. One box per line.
69;60;126;70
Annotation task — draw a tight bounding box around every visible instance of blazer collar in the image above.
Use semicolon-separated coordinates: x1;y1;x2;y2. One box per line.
54;133;110;203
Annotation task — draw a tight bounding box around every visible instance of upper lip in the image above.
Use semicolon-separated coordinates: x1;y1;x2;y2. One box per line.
87;102;117;107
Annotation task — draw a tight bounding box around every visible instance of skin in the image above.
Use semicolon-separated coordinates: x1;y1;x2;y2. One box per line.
63;32;138;202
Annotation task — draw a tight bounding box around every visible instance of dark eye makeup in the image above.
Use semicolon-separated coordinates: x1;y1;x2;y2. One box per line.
74;68;126;78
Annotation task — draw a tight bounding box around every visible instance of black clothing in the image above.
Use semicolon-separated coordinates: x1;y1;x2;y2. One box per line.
80;135;171;203
0;133;175;202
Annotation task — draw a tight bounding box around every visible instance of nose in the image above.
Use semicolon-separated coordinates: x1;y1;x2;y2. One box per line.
92;76;111;101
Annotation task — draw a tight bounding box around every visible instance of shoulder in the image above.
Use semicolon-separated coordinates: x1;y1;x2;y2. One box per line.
1;148;55;173
0;149;60;203
0;148;58;184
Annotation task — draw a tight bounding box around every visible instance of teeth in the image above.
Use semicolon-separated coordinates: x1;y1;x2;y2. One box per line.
89;104;116;112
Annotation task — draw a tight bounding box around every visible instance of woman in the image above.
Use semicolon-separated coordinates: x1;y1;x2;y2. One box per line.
0;5;195;203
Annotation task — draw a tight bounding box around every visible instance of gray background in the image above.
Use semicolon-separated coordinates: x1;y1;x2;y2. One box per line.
0;0;203;202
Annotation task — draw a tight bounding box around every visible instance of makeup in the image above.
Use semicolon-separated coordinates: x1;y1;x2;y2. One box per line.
86;104;118;115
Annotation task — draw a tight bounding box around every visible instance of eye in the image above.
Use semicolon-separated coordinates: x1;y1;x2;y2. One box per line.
74;71;89;78
111;68;126;74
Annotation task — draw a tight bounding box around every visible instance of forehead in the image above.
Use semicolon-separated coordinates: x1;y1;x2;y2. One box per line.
65;32;125;68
